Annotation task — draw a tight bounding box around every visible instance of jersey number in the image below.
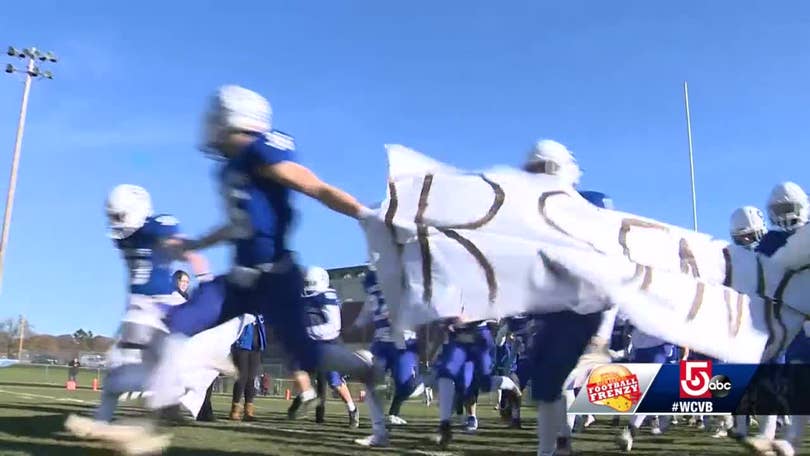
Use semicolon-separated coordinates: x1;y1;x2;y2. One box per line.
128;258;152;285
221;176;253;239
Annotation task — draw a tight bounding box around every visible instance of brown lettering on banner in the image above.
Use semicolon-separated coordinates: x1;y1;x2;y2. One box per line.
538;191;605;253
722;247;732;287
678;238;700;278
440;174;505;230
686;282;706;321
385;181;409;290
618;218;669;261
411;173;506;306
440;229;498;303
415;175;434;303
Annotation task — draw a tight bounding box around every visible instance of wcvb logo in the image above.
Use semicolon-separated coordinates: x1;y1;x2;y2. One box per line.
679;360;732;399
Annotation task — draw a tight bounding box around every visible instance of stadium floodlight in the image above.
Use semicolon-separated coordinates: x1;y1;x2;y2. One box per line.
0;45;57;295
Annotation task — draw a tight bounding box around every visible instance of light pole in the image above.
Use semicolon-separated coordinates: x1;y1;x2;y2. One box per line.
1;46;56;292
683;81;698;232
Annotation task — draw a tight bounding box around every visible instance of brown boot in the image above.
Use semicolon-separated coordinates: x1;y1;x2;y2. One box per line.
229;402;243;421
243;402;256;422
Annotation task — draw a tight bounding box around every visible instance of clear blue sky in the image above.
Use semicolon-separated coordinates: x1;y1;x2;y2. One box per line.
1;1;808;336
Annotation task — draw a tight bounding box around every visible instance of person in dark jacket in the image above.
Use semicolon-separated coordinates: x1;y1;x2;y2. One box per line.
230;315;266;421
68;358;80;382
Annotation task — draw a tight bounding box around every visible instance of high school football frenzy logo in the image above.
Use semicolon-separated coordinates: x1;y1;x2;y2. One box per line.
585;365;642;412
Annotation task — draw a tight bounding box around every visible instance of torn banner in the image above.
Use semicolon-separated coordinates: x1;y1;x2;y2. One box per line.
360;145;788;363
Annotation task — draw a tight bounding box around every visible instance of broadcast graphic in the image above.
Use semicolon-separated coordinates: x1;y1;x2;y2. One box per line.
568;364;660;415
569;362;762;415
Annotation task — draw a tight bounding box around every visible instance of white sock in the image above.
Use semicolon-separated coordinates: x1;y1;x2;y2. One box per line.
734;415;748;436
409;382;426;399
787;415;808;447
301;388;317;402
563;389;576;430
438;378;455;422
537;400;563;455
346;399;356;412
596;306;619;341
631;414;646;429
758;415;777;439
491;375;518;391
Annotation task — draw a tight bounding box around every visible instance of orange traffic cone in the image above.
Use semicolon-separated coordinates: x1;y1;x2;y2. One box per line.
358;390;366;403
66;380;76;391
92;378;99;391
285;388;291;400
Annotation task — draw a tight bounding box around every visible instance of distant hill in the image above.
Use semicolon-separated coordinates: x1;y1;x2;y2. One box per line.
0;323;114;363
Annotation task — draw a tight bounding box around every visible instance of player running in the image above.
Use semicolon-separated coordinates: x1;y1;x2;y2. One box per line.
65;185;210;454
352;258;428;426
287;266;359;428
160;85;388;447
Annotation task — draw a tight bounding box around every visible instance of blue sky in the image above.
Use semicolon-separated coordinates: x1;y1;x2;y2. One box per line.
1;1;808;336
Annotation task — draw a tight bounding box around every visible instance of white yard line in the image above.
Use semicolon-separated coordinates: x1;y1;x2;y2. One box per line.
0;387;91;404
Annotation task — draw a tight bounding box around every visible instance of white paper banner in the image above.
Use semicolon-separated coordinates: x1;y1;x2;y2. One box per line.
361;145;810;363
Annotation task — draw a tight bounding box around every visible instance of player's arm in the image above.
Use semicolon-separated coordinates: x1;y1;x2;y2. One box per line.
184;225;233;252
350;293;376;329
165;238;211;278
257;161;372;220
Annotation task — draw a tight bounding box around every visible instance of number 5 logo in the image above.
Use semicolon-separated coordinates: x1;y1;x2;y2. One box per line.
679;360;712;398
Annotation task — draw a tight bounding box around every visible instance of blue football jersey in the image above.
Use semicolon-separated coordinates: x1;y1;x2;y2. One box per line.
116;214;180;296
755;230;791;257
302;289;342;341
363;270;417;342
220;130;296;267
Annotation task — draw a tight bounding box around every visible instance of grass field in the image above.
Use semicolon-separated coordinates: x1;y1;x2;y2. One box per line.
0;366;801;455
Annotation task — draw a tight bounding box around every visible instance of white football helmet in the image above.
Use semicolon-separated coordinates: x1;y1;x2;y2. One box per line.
523;139;582;186
729;206;767;248
767;182;809;232
106;184;153;240
201;85;272;158
304;266;330;294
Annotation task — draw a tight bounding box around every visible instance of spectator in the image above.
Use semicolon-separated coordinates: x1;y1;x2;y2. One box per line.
172;269;217;422
68;357;80;382
230;315;266;421
173;270;191;300
260;372;270;396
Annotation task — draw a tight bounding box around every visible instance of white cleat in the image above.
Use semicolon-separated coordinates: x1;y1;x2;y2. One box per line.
741;436;778;456
64;415;148;442
616;427;633;452
712;429;728;439
354;433;390;447
584;414;597;428
387;415;408;426
771;440;796;456
409;382;426;399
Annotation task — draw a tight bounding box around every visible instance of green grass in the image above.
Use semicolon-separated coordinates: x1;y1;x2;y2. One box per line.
0;365;798;455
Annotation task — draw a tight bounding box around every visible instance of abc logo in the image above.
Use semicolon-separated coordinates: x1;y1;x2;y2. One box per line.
707;374;732;398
